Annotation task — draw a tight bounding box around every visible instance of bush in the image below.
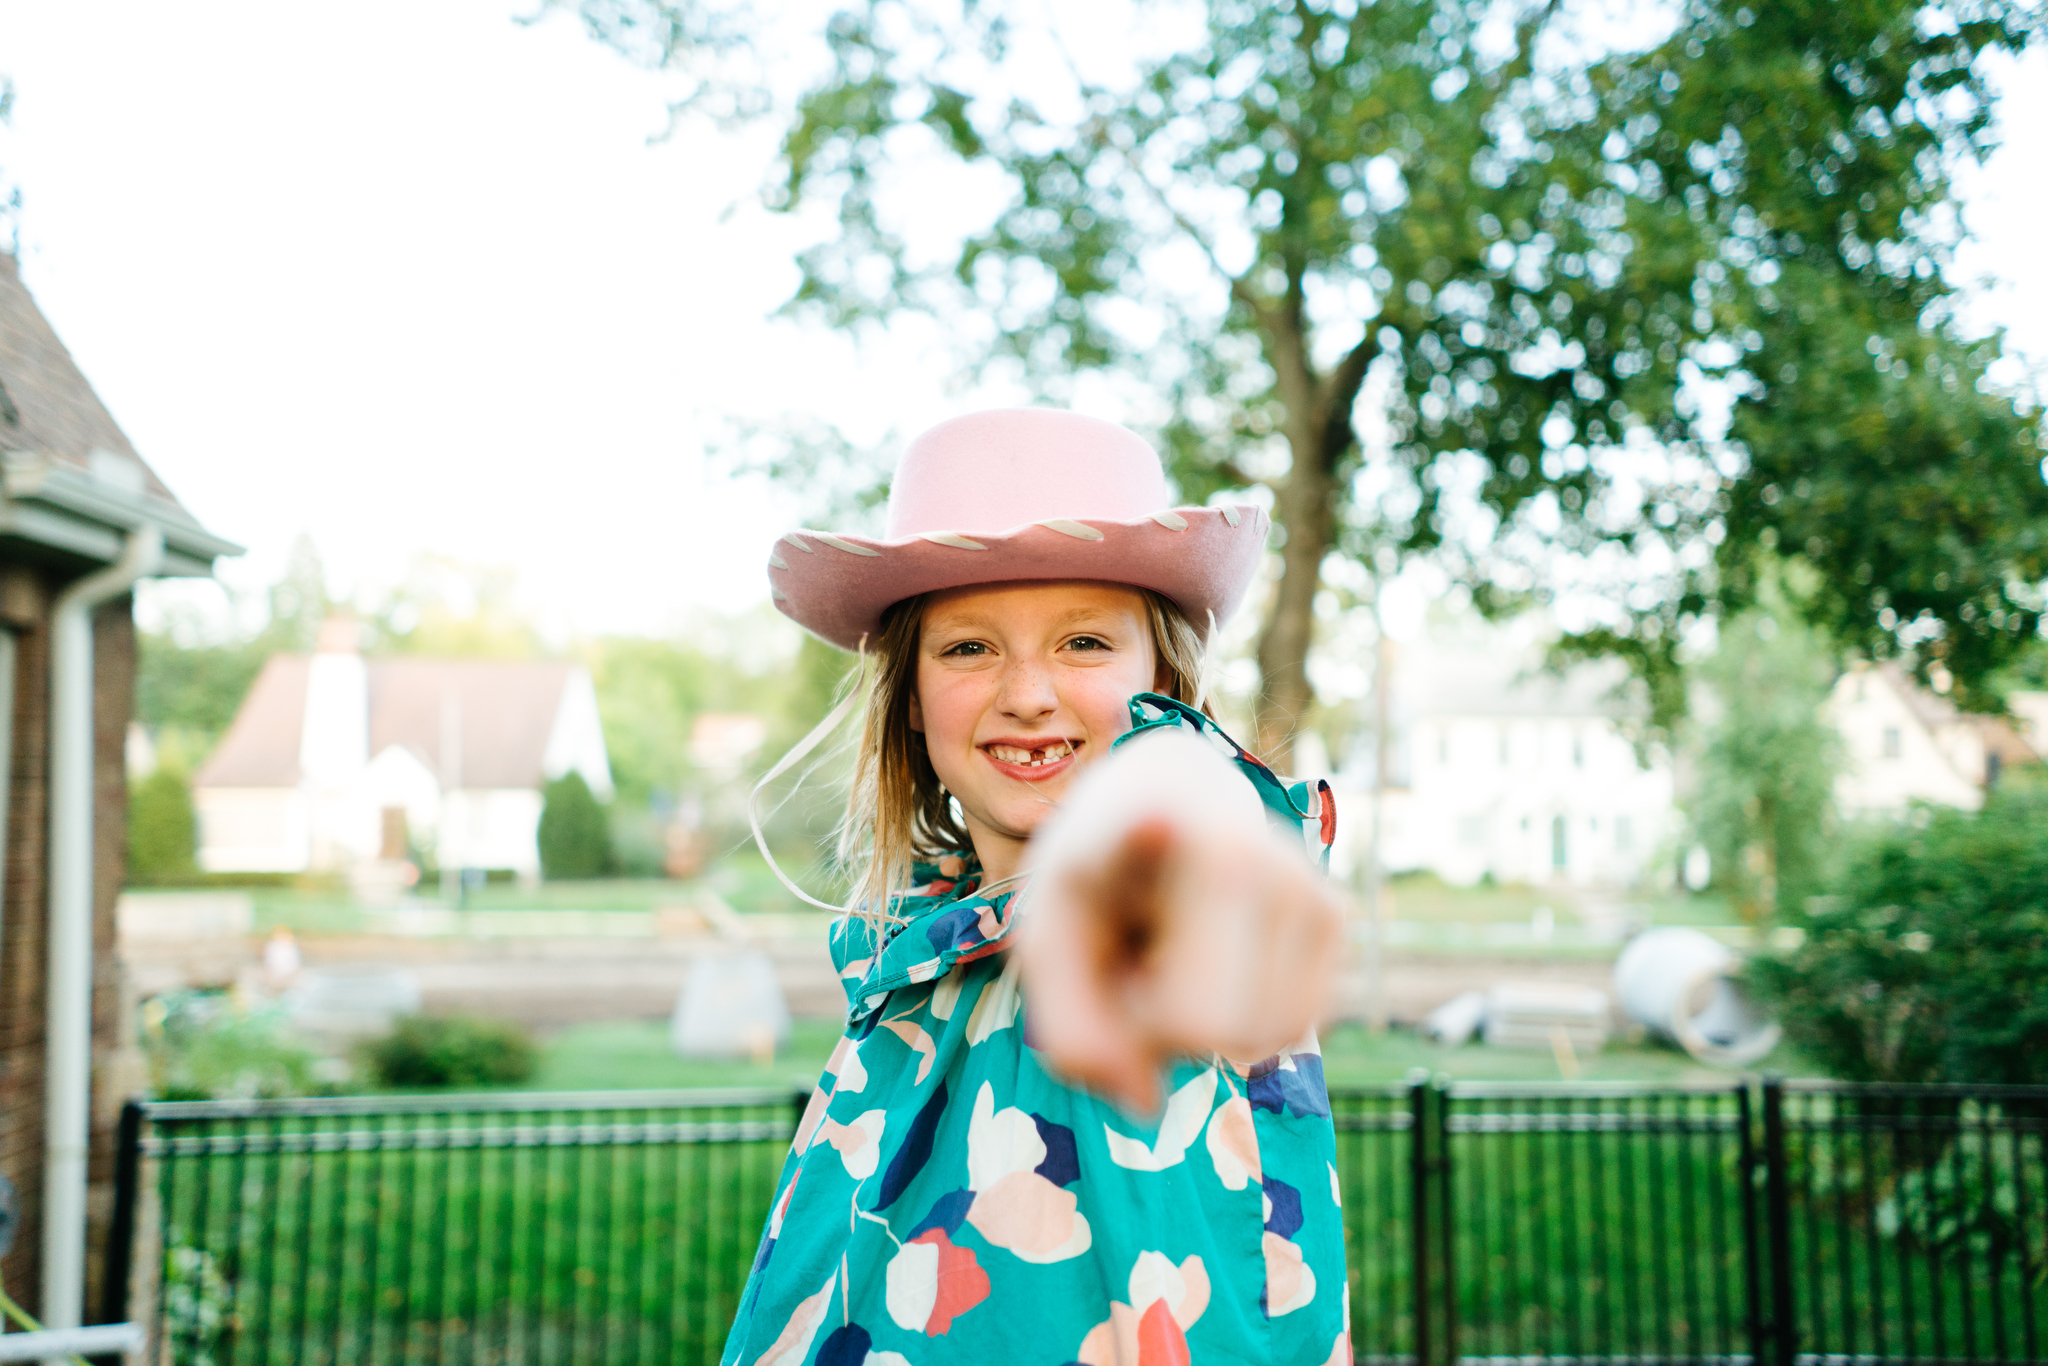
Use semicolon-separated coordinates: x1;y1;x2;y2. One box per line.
359;1014;537;1089
537;771;614;879
144;992;325;1100
129;767;199;883
1747;780;2048;1083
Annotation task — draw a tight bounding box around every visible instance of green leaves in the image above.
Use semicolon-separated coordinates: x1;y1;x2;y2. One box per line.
1749;777;2048;1084
579;0;2046;736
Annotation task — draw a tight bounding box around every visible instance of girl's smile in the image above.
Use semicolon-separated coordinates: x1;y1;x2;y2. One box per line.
980;736;1081;778
909;580;1163;886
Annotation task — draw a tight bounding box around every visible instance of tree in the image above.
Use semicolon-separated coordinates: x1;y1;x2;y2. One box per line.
136;533;333;756
1688;593;1841;920
538;771;616;879
573;0;2045;765
1748;777;2048;1084
128;767;199;884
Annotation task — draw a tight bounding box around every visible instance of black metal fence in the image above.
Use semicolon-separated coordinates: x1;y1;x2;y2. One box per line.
110;1077;2047;1365
111;1088;803;1366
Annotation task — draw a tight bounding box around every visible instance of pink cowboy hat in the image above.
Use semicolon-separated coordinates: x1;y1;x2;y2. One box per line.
767;409;1268;651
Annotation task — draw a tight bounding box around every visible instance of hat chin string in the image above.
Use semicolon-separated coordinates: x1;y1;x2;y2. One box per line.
1194;609;1218;713
747;635;868;915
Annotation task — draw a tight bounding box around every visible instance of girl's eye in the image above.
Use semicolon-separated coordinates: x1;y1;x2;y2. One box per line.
1065;636;1111;652
940;640;990;657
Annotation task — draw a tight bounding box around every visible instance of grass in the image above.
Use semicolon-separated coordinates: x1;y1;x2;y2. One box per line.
1319;1022;1811;1088
157;858;1746;946
519;1020;842;1094
493;1018;1793;1103
1380;871;1742;928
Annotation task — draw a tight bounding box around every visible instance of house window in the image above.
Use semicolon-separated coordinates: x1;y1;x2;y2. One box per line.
1499;727;1511;766
1882;726;1902;759
1551;815;1568;870
1571;733;1585;768
1457;815;1487;847
1438;729;1449;765
1616;815;1633;851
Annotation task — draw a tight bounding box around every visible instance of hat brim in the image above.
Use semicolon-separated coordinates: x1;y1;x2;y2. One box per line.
767;506;1268;651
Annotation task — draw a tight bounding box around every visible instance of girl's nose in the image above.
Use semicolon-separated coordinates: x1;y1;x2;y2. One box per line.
996;658;1059;720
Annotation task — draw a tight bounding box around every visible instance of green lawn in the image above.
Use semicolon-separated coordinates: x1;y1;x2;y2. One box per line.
520;1020;843;1094
190;859;1744;941
501;1018;1798;1101
1381;871;1740;928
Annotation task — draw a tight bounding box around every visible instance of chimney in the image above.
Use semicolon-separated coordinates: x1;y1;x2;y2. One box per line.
300;614;368;791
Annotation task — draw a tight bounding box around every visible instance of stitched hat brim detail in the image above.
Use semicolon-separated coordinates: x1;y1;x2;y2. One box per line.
766;506;1267;651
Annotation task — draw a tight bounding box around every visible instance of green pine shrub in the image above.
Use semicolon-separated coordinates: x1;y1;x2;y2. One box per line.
1747;779;2048;1084
360;1014;538;1089
537;771;614;880
128;767;199;883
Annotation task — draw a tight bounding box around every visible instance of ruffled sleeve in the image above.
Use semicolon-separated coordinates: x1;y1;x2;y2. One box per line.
828;855;1019;1024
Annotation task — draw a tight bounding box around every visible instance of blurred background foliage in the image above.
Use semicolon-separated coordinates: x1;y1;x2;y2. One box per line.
1748;775;2048;1084
1687;576;1843;920
357;1014;540;1090
537;771;617;878
142;992;327;1102
568;0;2047;767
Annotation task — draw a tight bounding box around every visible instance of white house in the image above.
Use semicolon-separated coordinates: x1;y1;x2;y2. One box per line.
1337;627;1679;890
1824;661;2040;817
193;619;614;877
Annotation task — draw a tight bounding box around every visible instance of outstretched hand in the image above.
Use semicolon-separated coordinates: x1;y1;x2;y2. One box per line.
1015;731;1347;1112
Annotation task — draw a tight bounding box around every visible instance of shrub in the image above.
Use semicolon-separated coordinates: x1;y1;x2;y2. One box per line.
1746;780;2048;1084
360;1014;537;1089
537;771;614;879
144;991;324;1100
129;767;198;883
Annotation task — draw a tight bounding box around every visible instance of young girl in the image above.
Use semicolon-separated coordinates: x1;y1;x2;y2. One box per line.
728;409;1350;1366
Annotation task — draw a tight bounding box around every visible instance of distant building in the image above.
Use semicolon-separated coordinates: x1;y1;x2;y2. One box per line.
1825;662;2041;816
193;620;613;877
1339;627;1679;889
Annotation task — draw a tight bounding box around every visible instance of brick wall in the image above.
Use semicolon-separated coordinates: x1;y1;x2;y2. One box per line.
0;560;137;1319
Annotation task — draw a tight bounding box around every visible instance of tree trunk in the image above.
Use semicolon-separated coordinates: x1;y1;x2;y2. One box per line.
1248;299;1380;771
1254;422;1335;768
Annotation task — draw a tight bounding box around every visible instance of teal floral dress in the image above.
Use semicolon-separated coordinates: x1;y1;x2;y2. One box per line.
720;696;1349;1366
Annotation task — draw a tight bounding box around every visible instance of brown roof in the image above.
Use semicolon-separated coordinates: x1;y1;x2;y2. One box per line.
194;655;310;787
195;655;577;790
0;253;184;509
367;659;577;789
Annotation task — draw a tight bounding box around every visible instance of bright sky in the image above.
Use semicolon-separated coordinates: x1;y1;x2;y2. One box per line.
0;3;2042;645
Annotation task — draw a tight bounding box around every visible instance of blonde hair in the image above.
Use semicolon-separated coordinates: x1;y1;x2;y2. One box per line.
838;587;1209;918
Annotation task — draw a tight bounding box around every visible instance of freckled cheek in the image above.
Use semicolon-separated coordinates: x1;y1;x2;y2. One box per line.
1064;680;1144;760
914;675;991;762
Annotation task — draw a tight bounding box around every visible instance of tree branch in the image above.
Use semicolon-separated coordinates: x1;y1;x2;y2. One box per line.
1317;329;1382;462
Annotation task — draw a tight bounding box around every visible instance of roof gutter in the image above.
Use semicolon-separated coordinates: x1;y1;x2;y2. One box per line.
41;523;161;1338
0;452;242;575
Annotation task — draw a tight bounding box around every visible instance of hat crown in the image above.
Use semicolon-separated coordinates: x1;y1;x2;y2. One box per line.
884;409;1171;540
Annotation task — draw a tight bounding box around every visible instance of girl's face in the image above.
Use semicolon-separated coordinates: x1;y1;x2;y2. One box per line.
910;581;1161;881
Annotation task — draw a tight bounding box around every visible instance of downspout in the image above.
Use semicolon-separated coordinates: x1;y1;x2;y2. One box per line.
41;525;161;1335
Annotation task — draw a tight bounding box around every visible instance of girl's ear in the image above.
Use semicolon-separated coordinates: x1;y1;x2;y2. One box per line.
907;689;925;734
